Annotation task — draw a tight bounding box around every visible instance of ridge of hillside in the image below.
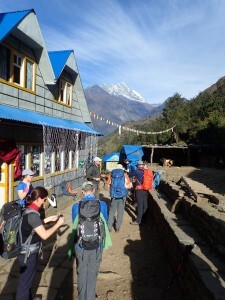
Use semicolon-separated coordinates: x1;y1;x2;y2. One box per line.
85;85;164;136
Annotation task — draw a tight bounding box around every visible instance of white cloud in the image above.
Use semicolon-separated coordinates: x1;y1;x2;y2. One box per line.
1;0;225;103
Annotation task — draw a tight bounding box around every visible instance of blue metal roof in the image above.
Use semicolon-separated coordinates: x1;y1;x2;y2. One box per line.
120;145;143;167
0;9;33;41
48;50;73;80
102;152;120;162
0;104;100;135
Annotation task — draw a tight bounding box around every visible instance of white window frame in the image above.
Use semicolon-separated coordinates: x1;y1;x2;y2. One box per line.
13;52;24;86
25;59;35;90
59;79;72;106
0;43;36;92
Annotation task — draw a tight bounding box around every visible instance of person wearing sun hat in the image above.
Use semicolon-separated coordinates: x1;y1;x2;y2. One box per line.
17;169;35;204
70;181;111;300
86;156;104;198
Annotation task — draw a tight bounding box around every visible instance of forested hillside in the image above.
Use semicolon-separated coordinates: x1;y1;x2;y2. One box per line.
98;78;225;157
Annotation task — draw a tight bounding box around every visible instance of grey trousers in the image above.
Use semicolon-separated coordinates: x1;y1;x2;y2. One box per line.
107;198;126;231
75;248;102;300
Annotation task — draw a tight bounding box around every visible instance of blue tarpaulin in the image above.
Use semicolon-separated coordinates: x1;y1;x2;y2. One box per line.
0;104;100;135
102;152;120;162
120;145;143;167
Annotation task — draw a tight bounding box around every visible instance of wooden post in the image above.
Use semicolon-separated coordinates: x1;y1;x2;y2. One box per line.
150;146;154;166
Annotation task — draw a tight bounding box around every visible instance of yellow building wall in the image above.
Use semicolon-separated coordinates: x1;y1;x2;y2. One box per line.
106;162;119;172
0;163;8;207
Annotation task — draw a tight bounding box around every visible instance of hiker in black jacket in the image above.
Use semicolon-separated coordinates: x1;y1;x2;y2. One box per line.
86;157;104;198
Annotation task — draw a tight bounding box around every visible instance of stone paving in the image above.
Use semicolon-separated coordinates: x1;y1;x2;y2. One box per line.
0;194;78;300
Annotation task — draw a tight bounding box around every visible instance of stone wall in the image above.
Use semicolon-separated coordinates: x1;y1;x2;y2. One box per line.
159;180;225;259
148;188;225;299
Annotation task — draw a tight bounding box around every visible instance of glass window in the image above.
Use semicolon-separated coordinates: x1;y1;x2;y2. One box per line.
17;145;27;174
59;79;72;105
60;80;66;103
13;53;23;85
26;60;34;90
44;153;51;174
66;83;72;105
55;147;61;172
31;145;42;176
72;149;79;168
0;45;35;91
64;149;69;170
0;44;11;81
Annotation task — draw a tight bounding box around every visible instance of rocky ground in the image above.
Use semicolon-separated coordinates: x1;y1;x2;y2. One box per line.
57;196;183;300
1;166;224;299
56;166;225;300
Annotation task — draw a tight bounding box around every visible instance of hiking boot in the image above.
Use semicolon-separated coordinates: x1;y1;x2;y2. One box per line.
115;228;120;232
130;221;139;225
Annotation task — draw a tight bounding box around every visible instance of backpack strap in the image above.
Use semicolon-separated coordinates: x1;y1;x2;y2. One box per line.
19;208;40;264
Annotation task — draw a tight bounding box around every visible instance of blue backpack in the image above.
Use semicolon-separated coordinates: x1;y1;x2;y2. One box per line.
110;169;128;199
153;172;161;189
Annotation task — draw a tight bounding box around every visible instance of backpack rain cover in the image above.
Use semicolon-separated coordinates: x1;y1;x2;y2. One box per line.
110;169;128;199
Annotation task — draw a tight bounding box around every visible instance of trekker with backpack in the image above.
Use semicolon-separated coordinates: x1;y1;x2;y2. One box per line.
86;156;105;199
107;164;131;232
16;187;65;300
71;181;111;300
130;161;153;225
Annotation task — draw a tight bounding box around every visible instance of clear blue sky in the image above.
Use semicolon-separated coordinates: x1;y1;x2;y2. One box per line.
1;0;225;104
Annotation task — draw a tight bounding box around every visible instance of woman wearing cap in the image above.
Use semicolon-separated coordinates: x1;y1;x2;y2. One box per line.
17;169;35;204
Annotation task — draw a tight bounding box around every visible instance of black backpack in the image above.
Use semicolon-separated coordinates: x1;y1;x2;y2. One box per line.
0;201;40;263
77;200;105;250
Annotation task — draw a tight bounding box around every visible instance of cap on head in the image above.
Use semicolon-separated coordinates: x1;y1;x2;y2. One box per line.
82;181;94;189
22;169;35;176
137;160;144;165
116;164;125;170
93;157;102;162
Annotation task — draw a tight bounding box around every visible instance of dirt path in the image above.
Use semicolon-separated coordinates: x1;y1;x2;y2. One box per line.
57;166;225;300
57;193;183;300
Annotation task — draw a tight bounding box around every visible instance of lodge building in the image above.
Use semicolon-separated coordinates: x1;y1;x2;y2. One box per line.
0;9;99;207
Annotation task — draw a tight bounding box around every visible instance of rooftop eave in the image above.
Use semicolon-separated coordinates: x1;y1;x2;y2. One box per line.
3;10;55;84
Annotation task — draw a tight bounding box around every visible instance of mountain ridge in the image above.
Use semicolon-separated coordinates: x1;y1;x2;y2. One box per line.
101;82;146;103
84;84;164;136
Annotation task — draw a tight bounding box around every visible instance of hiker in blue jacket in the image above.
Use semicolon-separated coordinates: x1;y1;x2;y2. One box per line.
107;164;131;232
71;181;110;300
17;169;35;206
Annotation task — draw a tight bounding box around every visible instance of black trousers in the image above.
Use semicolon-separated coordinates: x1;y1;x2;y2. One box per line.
135;189;148;224
16;253;38;300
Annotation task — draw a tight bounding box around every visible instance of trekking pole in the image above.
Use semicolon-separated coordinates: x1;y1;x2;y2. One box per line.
161;244;195;300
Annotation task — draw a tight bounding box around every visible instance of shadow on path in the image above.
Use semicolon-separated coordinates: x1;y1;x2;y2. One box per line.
124;209;184;300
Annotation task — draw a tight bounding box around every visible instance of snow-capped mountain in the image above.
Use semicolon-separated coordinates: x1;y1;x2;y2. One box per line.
85;84;165;136
101;82;145;102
